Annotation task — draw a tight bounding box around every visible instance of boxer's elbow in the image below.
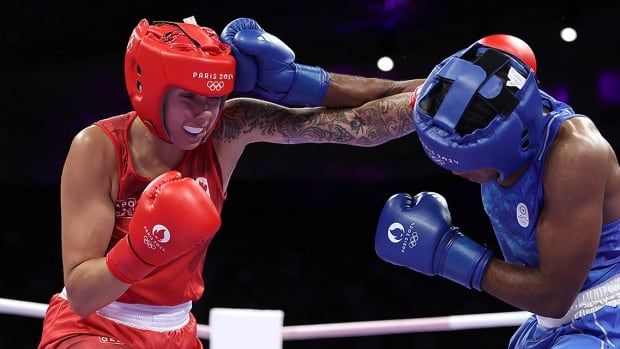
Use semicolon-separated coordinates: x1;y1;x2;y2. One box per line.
531;289;577;319
65;288;98;318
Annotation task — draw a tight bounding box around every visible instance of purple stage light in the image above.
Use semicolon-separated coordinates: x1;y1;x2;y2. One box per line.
598;70;620;106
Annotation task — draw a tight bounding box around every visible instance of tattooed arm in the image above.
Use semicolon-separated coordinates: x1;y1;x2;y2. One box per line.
220;92;414;146
212;92;414;188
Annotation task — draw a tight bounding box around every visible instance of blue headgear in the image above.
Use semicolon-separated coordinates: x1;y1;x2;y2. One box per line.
413;42;544;181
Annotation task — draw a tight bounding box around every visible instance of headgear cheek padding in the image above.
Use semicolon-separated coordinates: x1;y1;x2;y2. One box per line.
125;19;236;142
413;38;544;181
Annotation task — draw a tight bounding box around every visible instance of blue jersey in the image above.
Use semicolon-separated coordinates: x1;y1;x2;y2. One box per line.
481;92;620;291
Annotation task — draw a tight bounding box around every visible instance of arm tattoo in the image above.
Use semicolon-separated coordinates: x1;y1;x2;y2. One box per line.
347;93;415;146
214;94;414;146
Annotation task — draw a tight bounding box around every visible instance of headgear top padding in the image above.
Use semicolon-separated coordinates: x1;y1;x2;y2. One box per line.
477;34;537;73
413;39;544;181
125;19;236;142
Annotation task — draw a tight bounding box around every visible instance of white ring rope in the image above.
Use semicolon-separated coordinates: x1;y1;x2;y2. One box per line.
0;297;531;340
0;297;49;319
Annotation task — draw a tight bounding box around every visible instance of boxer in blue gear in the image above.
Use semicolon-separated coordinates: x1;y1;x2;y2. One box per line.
375;34;620;348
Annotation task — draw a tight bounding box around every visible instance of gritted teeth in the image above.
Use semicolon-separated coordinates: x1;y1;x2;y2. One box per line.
183;125;204;134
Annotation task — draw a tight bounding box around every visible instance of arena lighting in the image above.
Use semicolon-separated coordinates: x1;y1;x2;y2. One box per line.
598;70;620;106
377;56;395;72
560;27;577;42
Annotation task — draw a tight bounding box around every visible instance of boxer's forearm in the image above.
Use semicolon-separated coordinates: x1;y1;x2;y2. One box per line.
64;258;130;318
322;74;424;108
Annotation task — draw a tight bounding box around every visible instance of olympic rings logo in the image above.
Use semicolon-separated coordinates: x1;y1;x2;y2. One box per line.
144;235;157;250
207;81;225;91
141;224;170;250
408;232;419;248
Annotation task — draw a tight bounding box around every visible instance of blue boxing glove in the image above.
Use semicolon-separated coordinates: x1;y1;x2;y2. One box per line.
221;18;330;107
375;192;492;291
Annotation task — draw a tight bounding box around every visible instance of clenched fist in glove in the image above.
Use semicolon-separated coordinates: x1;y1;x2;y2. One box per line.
375;192;492;291
106;171;221;283
220;17;330;107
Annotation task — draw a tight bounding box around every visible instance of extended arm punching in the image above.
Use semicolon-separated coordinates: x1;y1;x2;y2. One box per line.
221;18;423;108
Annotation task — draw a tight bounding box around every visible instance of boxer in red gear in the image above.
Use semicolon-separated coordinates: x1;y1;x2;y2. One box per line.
38;17;424;348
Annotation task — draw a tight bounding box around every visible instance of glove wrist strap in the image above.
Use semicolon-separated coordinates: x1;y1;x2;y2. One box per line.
106;237;155;284
282;64;330;106
436;230;493;291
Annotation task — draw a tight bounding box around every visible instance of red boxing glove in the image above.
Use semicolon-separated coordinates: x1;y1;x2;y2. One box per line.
408;85;422;108
478;34;537;73
106;171;221;283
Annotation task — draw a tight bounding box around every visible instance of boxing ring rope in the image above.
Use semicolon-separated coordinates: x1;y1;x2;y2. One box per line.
0;297;530;340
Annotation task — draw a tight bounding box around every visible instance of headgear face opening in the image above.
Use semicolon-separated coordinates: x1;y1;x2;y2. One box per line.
413;39;544;181
125;19;236;143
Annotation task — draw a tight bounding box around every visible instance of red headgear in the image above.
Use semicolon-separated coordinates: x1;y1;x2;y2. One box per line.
125;19;236;142
477;34;537;73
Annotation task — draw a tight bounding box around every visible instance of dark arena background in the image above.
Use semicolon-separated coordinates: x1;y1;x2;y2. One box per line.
3;1;620;348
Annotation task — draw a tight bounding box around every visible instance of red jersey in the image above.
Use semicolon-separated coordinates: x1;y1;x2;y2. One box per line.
95;112;226;305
